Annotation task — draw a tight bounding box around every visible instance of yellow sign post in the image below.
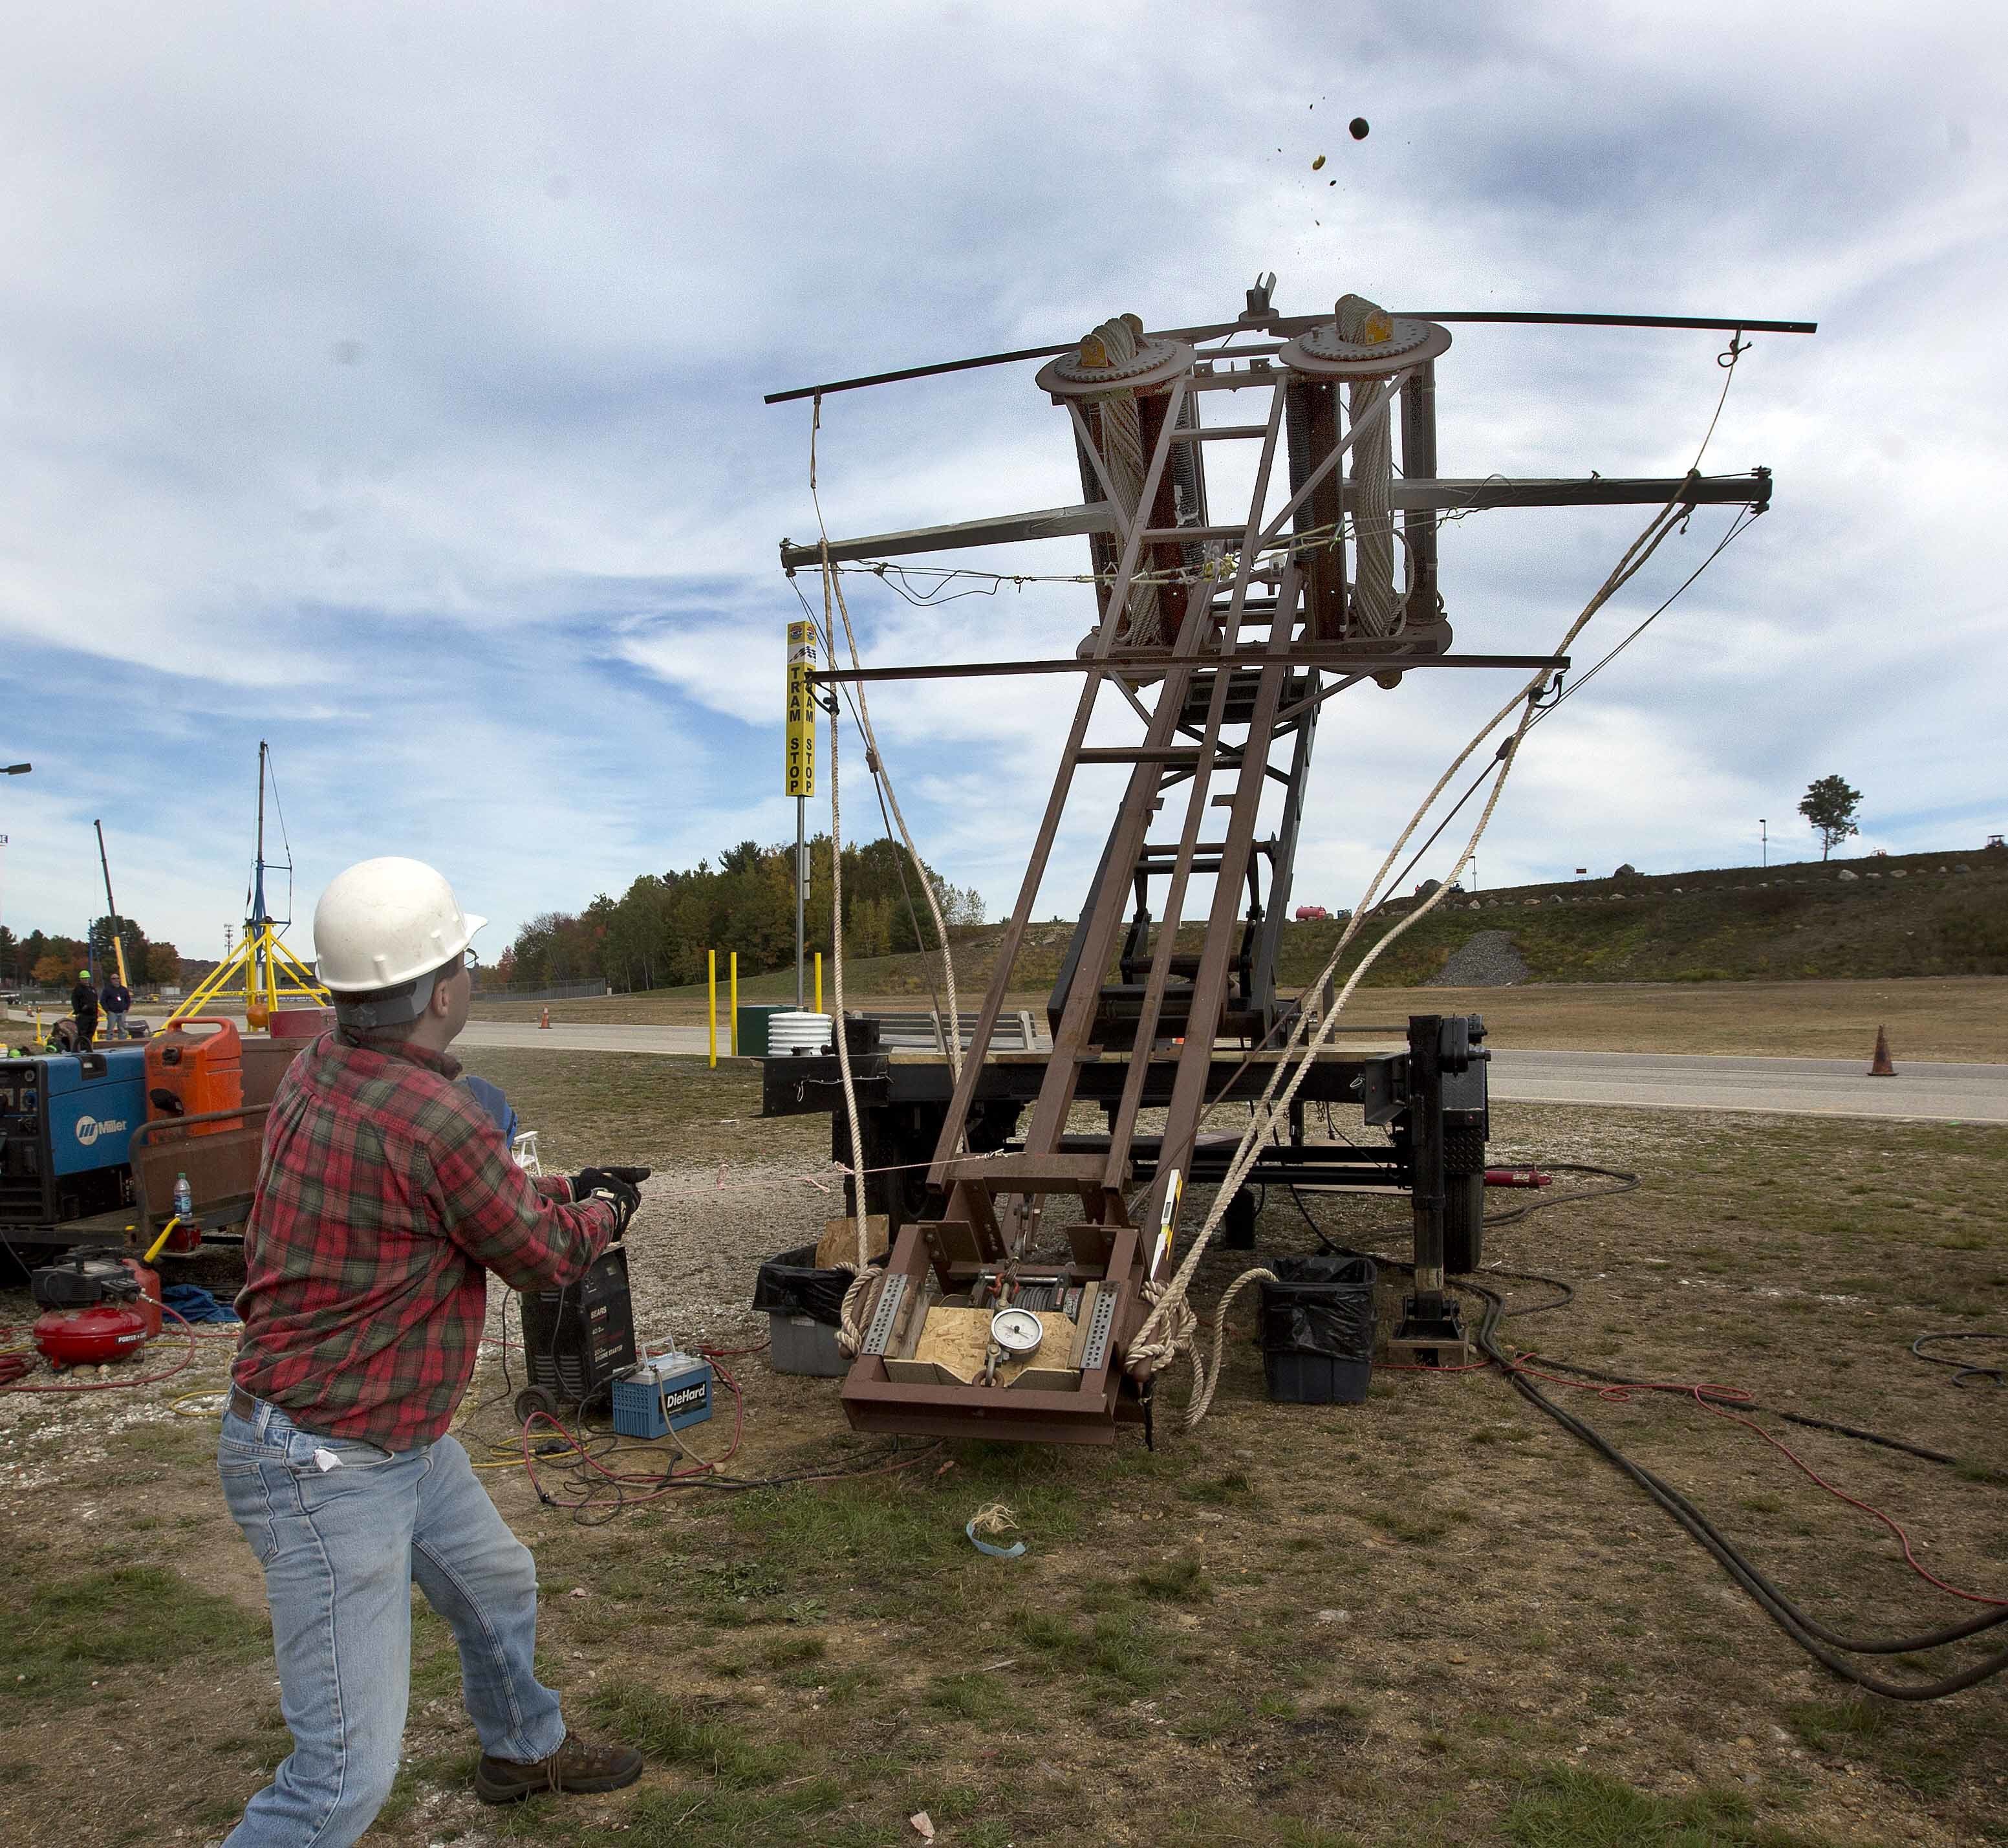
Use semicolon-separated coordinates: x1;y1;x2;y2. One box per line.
787;621;817;1008
786;620;817;799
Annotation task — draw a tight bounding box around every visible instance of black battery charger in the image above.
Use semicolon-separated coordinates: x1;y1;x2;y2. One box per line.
515;1245;636;1419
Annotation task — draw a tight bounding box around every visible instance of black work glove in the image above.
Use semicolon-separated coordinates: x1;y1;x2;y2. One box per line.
567;1167;649;1235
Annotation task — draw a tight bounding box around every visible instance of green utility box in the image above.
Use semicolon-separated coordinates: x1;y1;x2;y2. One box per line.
733;1005;792;1057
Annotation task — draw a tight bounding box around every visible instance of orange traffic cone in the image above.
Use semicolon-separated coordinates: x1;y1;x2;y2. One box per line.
1868;1025;1895;1077
539;1006;551;1030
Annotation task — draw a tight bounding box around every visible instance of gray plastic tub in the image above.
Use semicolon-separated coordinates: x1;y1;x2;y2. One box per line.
768;1311;847;1378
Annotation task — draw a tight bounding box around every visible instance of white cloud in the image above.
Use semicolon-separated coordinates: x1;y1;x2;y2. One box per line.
0;1;2002;960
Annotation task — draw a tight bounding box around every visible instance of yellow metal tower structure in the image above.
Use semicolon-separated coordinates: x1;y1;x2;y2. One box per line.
168;742;328;1027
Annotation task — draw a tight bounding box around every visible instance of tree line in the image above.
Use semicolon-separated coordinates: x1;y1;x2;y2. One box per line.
499;837;984;993
1;917;184;988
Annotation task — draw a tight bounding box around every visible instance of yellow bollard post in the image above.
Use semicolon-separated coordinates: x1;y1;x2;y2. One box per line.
729;952;738;1056
707;950;717;1069
814;952;822;1017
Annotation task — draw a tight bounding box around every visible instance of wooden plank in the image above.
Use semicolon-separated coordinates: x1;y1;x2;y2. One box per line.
815;1215;889;1269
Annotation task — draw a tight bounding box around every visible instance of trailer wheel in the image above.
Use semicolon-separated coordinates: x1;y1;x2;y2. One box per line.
1443;1171;1485;1274
1221;1186;1258;1250
514;1386;557;1425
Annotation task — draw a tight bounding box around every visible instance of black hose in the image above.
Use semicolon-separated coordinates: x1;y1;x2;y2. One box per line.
1280;1155;2008;1695
1450;1279;2008;1697
1478;1162;1639;1230
1911;1331;2007;1389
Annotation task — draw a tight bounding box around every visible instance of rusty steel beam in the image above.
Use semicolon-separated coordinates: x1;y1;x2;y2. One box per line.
764;312;1815;404
777;473;1769;571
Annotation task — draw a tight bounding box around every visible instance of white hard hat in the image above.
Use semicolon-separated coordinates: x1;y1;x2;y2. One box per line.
314;857;487;994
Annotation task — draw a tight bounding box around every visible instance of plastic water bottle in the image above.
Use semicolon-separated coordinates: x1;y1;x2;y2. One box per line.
172;1172;193;1219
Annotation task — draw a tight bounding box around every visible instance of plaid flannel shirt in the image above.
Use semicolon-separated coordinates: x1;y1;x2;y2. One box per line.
232;1032;617;1449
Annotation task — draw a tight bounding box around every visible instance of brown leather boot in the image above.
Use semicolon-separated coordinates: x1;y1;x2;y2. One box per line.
473;1733;644;1803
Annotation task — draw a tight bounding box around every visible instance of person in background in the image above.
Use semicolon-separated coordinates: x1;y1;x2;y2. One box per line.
462;1072;519;1148
99;971;132;1040
69;969;99;1052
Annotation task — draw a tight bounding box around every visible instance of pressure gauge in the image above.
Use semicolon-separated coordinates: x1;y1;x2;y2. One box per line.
989;1307;1044;1356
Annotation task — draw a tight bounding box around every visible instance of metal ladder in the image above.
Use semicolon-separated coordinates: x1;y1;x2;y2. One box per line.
925;367;1310;1266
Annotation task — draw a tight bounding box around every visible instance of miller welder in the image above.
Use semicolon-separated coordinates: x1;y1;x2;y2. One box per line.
0;1048;149;1232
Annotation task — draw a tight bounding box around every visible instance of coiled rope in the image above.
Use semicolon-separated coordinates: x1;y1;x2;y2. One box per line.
1078;314;1167;649
1335;294;1401;637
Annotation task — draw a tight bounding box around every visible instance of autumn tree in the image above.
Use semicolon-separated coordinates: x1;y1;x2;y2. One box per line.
1798;775;1862;860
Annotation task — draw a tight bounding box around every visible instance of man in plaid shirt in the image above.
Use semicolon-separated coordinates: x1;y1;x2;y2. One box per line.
219;858;648;1845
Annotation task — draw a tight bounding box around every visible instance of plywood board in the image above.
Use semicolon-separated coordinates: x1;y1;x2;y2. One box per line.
911;1306;1079;1387
817;1215;889;1269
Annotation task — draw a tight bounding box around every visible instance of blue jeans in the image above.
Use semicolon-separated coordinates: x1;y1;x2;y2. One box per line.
217;1397;567;1847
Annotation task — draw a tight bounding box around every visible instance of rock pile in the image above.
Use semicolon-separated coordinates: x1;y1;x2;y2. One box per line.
1427;929;1530;987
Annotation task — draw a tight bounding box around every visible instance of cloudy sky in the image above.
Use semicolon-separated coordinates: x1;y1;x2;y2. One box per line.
2;1;2002;965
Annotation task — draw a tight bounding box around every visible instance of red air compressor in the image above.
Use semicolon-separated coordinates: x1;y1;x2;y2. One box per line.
30;1248;163;1368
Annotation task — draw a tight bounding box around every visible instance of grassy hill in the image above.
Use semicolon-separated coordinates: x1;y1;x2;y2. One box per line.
472;846;2007;1023
1305;846;2008;987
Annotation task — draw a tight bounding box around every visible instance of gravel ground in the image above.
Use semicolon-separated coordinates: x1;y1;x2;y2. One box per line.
1428;927;1530;986
472;1157;838;1375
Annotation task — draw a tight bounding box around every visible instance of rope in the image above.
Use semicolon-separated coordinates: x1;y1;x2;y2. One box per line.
1130;484;1699;1424
1176;1265;1277;1426
809;399;963;1082
808;397;963;1351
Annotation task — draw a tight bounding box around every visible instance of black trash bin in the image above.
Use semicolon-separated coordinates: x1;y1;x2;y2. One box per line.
752;1244;854;1378
1258;1254;1377;1405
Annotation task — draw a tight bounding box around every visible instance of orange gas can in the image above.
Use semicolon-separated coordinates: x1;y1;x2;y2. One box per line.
145;1017;244;1135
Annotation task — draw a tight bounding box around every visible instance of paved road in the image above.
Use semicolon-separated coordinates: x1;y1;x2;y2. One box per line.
460;1020;716;1056
453;1022;2008;1124
1485;1049;2008;1124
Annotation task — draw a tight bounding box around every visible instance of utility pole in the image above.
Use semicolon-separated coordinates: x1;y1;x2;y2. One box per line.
1760;817;1767;867
1;765;27;987
93;820;129;987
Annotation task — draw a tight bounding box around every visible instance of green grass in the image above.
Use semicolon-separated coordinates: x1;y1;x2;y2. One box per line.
2;1565;268;1704
1003;1602;1167;1692
1132;1552;1214;1603
1504;1765;1826;1847
584;1682;791;1788
1784;1697;1983;1798
625;1778;858;1848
